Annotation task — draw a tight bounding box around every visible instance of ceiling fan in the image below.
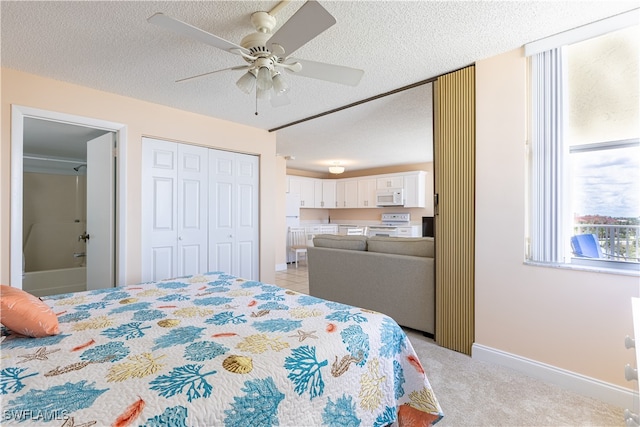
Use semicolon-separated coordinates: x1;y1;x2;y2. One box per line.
148;0;364;108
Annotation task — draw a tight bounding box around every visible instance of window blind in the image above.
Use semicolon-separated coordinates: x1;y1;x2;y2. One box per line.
529;48;566;263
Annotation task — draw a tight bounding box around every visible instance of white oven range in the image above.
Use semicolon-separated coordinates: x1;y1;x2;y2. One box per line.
368;213;416;237
368;225;400;237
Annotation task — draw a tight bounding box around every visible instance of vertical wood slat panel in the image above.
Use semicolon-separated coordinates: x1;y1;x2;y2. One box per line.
434;66;476;355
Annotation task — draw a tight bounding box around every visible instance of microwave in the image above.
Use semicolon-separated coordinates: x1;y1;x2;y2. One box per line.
376;188;404;207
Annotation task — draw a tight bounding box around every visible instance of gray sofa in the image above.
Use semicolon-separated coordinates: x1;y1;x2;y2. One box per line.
307;234;435;335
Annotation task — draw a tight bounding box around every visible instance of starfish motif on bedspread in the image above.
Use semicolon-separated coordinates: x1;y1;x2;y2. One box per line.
17;346;61;363
289;329;318;342
61;417;97;427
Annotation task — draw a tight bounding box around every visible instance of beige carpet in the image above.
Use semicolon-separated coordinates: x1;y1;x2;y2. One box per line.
404;329;627;427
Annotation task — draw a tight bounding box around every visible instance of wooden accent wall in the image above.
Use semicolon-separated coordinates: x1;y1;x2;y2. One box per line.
434;66;476;355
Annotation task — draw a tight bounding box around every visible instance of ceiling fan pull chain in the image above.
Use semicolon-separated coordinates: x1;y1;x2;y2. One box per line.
255;89;258;115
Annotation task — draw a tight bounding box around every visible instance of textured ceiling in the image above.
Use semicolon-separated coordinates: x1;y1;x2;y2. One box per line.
2;1;638;173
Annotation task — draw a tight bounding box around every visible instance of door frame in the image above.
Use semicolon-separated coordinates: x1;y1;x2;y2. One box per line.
10;105;128;289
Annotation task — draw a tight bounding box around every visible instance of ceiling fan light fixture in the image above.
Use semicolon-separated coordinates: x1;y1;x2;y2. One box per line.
256;66;273;91
271;72;289;94
236;71;256;94
256;86;272;100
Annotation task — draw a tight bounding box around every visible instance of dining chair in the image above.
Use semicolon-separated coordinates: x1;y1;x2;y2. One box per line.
289;227;308;267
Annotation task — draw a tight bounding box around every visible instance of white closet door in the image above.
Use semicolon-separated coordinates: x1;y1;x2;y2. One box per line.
208;150;235;276
234;154;259;279
142;138;178;282
208;150;259;280
142;138;209;281
177;144;209;277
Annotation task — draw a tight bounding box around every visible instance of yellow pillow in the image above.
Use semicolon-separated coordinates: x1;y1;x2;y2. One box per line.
0;285;59;337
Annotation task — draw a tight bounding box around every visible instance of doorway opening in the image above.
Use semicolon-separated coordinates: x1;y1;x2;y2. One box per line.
10;106;127;294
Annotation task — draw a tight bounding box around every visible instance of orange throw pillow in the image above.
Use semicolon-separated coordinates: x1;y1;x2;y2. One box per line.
0;285;59;337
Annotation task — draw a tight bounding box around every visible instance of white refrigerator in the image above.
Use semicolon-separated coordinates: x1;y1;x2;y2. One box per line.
285;193;301;263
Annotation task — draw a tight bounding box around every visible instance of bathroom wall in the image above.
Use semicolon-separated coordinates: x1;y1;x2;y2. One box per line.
23;172;86;271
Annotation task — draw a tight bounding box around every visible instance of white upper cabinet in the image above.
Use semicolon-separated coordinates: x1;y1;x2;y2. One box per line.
287;171;428;209
287;176;337;208
377;175;404;189
403;171;427;208
314;179;323;208
357;178;377;208
336;179;358;209
287;176;315;208
321;180;337;209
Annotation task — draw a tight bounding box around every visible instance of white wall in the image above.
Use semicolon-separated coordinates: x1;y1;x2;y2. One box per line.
475;48;639;404
1;68;278;286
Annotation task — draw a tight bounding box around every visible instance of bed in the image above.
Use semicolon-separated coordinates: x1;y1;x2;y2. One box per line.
1;272;443;426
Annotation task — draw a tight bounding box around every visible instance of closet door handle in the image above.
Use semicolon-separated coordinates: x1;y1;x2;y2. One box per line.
625;364;638;381
625;335;635;349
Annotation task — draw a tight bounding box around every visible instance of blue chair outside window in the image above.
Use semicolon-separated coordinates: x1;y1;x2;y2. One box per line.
570;233;604;258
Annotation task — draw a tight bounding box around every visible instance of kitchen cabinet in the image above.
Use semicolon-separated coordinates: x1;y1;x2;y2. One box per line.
314;180;323;208
288;176;316;208
319;224;338;234
320;180;337;208
396;225;422;237
287;176;336;209
357;178;377;208
377;175;404;189
403;171;427;208
286;170;428;209
338;225;363;235
306;224;338;242
336;179;358;208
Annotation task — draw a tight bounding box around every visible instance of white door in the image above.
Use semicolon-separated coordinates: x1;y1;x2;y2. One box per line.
176;144;209;277
86;132;115;290
142;138;178;282
141;138;209;282
208;150;259;280
234;154;259;279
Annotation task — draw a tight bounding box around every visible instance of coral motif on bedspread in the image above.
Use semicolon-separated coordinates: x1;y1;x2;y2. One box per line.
1;272;443;426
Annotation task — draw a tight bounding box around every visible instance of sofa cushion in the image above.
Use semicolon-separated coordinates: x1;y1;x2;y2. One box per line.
367;236;434;257
313;234;368;251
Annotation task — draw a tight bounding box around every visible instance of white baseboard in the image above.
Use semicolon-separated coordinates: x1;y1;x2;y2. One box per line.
275;263;288;272
472;343;638;409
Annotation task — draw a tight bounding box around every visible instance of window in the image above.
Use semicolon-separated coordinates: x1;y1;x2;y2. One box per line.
527;14;639;272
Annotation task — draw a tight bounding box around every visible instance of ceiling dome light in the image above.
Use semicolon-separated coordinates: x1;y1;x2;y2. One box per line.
328;162;345;174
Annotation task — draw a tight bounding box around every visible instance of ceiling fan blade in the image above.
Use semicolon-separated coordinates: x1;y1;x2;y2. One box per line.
148;12;249;55
286;58;364;86
267;1;336;56
175;65;249;83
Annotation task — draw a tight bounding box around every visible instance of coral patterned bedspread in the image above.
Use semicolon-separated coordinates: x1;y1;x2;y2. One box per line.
1;272;443;426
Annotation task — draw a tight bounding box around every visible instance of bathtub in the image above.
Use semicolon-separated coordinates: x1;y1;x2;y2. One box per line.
22;267;86;297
